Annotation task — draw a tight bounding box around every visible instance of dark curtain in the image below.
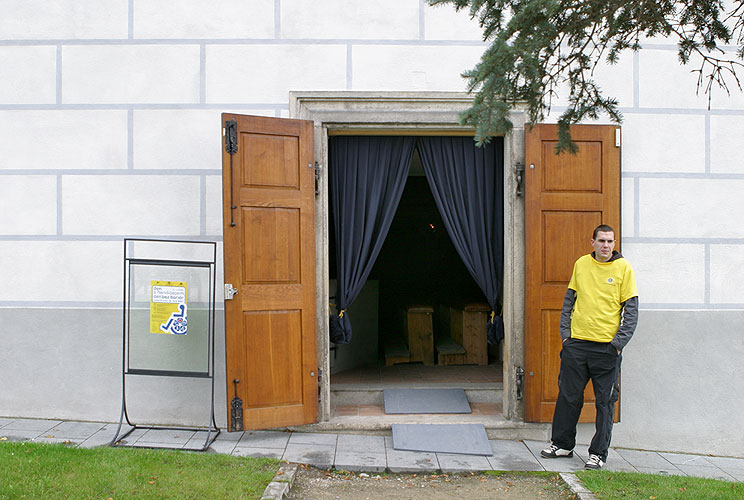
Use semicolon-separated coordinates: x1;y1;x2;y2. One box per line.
328;136;416;344
417;136;505;344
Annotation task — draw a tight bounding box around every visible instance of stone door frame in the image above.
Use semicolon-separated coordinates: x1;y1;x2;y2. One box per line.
291;91;527;422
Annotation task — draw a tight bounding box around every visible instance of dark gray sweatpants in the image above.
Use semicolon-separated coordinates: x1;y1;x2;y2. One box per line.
550;338;621;462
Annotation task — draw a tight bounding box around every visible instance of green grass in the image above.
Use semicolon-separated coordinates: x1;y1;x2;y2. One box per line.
576;470;744;500
0;441;280;500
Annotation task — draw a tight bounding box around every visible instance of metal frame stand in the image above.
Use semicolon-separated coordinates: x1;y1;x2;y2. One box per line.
110;238;220;451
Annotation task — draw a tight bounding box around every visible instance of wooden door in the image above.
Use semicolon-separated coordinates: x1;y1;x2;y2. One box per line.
222;113;317;430
524;124;621;423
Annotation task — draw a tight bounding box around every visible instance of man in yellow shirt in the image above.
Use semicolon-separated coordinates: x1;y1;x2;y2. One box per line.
541;225;638;470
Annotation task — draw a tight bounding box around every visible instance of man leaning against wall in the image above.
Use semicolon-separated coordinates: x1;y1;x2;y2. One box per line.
541;224;639;470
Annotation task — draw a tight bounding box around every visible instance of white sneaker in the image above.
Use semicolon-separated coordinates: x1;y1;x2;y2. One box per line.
540;444;574;458
585;454;604;469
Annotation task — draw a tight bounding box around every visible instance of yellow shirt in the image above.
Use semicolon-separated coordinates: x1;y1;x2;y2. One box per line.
568;254;638;343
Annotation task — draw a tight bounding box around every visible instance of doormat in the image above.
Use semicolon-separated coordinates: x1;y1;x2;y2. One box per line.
392;423;493;456
383;388;471;414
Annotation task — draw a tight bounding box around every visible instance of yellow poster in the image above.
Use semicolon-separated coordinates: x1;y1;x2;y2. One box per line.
150;280;188;335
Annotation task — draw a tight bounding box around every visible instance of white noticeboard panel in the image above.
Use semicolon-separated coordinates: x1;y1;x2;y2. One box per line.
127;263;211;375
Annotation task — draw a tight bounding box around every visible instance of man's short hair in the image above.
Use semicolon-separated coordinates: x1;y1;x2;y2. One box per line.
593;224;615;240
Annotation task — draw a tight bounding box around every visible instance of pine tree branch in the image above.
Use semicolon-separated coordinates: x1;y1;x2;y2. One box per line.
431;0;744;153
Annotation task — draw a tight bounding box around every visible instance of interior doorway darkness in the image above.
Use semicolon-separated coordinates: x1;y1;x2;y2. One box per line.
329;145;488;366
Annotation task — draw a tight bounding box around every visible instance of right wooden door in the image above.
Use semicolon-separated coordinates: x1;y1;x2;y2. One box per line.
524;124;621;423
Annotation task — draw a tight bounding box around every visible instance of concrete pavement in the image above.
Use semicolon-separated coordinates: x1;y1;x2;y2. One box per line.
1;417;742;481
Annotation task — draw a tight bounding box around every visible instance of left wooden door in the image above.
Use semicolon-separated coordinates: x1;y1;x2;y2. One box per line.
222;114;317;430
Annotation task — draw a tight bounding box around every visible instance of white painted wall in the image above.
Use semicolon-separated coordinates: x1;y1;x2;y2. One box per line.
1;0;743;457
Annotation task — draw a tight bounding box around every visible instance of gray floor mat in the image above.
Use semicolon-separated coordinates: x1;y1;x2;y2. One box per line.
392;423;493;456
383;388;471;414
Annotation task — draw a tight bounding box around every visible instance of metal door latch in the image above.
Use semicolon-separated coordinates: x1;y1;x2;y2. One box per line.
516;366;525;400
224;284;238;300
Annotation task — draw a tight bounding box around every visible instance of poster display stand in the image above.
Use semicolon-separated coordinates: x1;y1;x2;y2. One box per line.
110;239;220;451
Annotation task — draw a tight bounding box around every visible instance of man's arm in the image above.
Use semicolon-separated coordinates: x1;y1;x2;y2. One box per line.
559;289;576;342
610;296;639;351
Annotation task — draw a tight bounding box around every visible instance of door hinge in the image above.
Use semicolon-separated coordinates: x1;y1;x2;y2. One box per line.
311;162;322;197
515;162;525;197
225;120;238;155
224;284;238;300
516;366;525;401
615;128;621;148
225;119;238;227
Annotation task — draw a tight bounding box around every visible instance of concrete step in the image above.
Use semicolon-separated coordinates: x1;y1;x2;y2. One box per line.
292;414;550;442
315;382;550;442
331;382;503;406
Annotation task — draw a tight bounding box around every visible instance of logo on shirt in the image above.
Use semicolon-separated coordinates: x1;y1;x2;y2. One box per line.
607;277;614;284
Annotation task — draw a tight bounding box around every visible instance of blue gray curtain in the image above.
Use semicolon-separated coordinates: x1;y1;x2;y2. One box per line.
329;136;416;344
417;137;504;344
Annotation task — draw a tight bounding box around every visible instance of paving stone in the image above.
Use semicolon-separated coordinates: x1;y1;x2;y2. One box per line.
128;441;185;449
437;452;492;472
336;433;385;453
660;452;716;467
603;455;637;472
283;443;335;468
2;419;61;432
183;431;220;451
488;440;544;471
574;449;637;472
675;464;737;481
207;439;239;455
288;432;338;446
706;456;744;471
0;429;45;441
523;440;585;472
635;466;686;476
79;430;117;449
334;451;387;472
112;428;148;445
101;423;134;434
233;447;285;459
47;421;106;439
33;436;84;446
137;429;195;445
615;449;676;469
238;430;291;449
385;437;438;473
722;468;744;481
215;430;244;441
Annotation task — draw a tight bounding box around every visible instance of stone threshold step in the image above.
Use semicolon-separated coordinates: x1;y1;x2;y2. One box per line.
331;386;503;405
331;382;503;390
289;417;551;442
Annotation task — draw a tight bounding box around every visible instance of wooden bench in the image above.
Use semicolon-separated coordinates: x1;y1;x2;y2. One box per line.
384;339;410;366
440;303;490;365
405;305;434;365
436;336;466;365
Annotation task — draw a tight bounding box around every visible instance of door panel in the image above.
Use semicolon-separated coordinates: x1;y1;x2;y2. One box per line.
542;141;603;192
242;207;301;283
223;113;317;431
242;134;301;188
524;124;621;423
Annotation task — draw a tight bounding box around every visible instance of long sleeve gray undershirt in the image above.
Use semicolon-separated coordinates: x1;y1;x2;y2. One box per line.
559;289;639;351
